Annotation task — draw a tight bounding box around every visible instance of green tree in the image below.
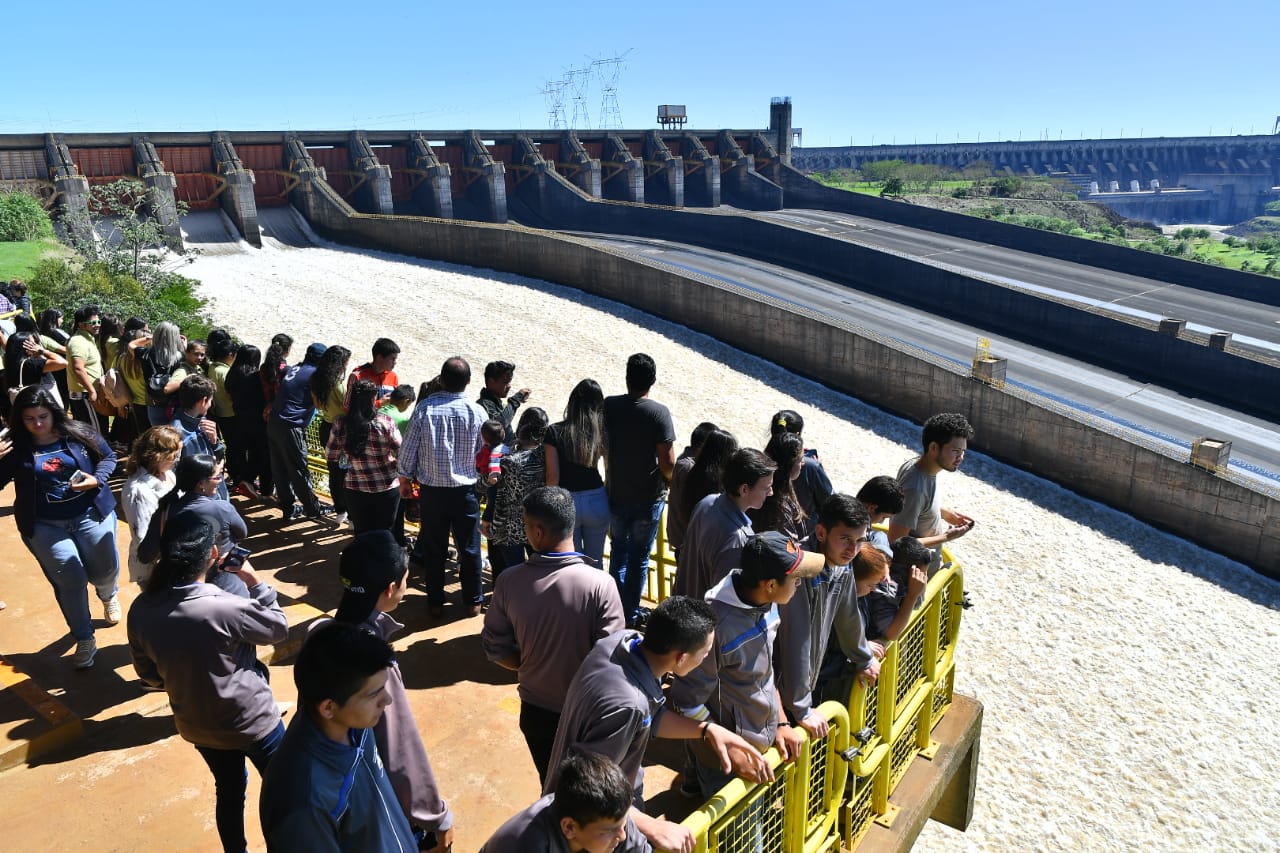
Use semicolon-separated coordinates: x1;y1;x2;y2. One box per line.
860;159;906;184
0;191;54;241
62;179;193;287
881;177;905;197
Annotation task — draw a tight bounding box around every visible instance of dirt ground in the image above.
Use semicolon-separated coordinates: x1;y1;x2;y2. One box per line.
0;484;686;852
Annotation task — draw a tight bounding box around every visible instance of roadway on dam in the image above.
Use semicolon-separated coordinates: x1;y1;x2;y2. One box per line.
752;209;1280;358
179;208;1280;482
577;230;1280;482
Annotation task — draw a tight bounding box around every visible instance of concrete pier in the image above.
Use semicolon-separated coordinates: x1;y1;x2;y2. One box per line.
131;136;183;250
408;134;453;219
601;134;644;203
348;132;394;215
716;130;782;210
643;131;684;207
769;96;793;166
211;132;261;247
680;132;721;207
43;134;91;245
462;132;507;223
558;131;601;198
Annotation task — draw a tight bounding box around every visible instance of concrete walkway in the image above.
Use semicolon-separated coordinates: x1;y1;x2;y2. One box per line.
0;488;686;851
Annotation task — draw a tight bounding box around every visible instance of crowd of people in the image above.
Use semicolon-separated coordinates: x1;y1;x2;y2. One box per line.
0;289;979;852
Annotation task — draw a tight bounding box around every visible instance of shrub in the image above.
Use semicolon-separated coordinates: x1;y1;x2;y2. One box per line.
991;176;1022;197
29;257;211;337
0;192;54;242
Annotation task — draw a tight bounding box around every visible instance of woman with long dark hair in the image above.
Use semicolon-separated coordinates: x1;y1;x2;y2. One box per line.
225;344;271;499
4;330;67;409
325;379;401;534
769;409;832;542
137;453;250;598
483;406;549;577
749;431;807;540
0;386;120;669
544;379;610;563
37;308;71;404
678;429;740;524
259;333;293;409
310;345;352;524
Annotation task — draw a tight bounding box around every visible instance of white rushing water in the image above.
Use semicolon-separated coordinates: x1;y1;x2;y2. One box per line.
185;230;1280;853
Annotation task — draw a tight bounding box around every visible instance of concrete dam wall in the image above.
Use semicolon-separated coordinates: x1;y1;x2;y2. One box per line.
285;172;1278;576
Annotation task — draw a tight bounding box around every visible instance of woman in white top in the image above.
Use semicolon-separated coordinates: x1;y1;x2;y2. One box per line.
120;426;182;585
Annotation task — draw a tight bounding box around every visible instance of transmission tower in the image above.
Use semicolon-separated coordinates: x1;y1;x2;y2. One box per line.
567;67;592;129
541;79;568;129
593;51;630;129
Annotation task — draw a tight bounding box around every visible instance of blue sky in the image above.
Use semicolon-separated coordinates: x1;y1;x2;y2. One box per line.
2;1;1274;146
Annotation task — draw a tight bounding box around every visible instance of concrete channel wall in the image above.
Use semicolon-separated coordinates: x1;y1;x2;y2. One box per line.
289;177;1279;575
777;165;1280;308
448;166;1280;422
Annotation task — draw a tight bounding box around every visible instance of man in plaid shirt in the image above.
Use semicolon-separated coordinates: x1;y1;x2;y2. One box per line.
398;357;489;617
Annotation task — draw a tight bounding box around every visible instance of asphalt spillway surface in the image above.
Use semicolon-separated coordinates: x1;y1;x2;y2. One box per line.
755;209;1280;358
580;232;1280;483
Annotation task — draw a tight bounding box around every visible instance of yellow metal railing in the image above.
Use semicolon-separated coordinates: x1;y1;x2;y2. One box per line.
306;426;966;851
673;558;966;853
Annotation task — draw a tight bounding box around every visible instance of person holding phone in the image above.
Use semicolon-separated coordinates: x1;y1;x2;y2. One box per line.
137;453;251;599
0;386;121;669
128;512;287;853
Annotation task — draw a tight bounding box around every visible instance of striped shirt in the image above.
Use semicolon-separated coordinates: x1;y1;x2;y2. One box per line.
397;392;487;487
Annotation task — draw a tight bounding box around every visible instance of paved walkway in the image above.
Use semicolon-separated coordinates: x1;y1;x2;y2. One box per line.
0;487;686;852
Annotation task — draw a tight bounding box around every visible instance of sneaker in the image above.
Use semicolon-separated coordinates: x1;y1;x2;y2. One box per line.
305;503;335;520
234;481;260;500
465;603;483;618
282;504;305;521
103;594;122;625
333;511;348;526
73;637;97;669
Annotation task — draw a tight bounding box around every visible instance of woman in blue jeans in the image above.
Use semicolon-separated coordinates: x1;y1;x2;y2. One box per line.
544;379;611;564
0;386;120;670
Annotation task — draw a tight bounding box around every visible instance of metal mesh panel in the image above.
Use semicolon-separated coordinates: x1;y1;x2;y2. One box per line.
709;775;788;853
937;581;954;664
806;737;828;829
894;616;927;713
931;663;955;727
842;770;876;850
889;711;922;791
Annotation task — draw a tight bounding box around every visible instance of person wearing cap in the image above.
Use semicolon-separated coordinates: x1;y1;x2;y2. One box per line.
481;486;625;786
776;493;878;744
542;595;772;853
330;530;455;852
668;531;824;802
267;341;331;521
127;513;288;853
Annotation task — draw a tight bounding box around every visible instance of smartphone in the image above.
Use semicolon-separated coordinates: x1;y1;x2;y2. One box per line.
221;545;251;570
0;426;10;441
70;470;89;485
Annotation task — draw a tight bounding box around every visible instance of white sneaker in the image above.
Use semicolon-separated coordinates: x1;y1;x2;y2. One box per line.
103;594;122;625
73;637;97;669
333;511;349;526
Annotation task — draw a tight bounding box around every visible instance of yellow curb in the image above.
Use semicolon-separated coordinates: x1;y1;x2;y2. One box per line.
0;655;84;772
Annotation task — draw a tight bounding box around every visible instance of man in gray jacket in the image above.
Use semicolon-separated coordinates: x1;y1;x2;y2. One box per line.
669;531;825;801
482;486;625;785
127;513;288;853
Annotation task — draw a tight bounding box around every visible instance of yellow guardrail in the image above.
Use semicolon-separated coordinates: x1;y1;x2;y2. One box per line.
304;425;965;851
672;557;966;853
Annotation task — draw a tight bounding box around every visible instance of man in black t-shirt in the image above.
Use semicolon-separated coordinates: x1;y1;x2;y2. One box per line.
602;354;676;628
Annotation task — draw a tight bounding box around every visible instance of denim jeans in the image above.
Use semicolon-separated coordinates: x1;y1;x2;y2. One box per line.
487;541;529;580
414;484;483;606
570;485;610;565
22;508;120;641
608;498;665;624
194;719;285;853
318;421;348;514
